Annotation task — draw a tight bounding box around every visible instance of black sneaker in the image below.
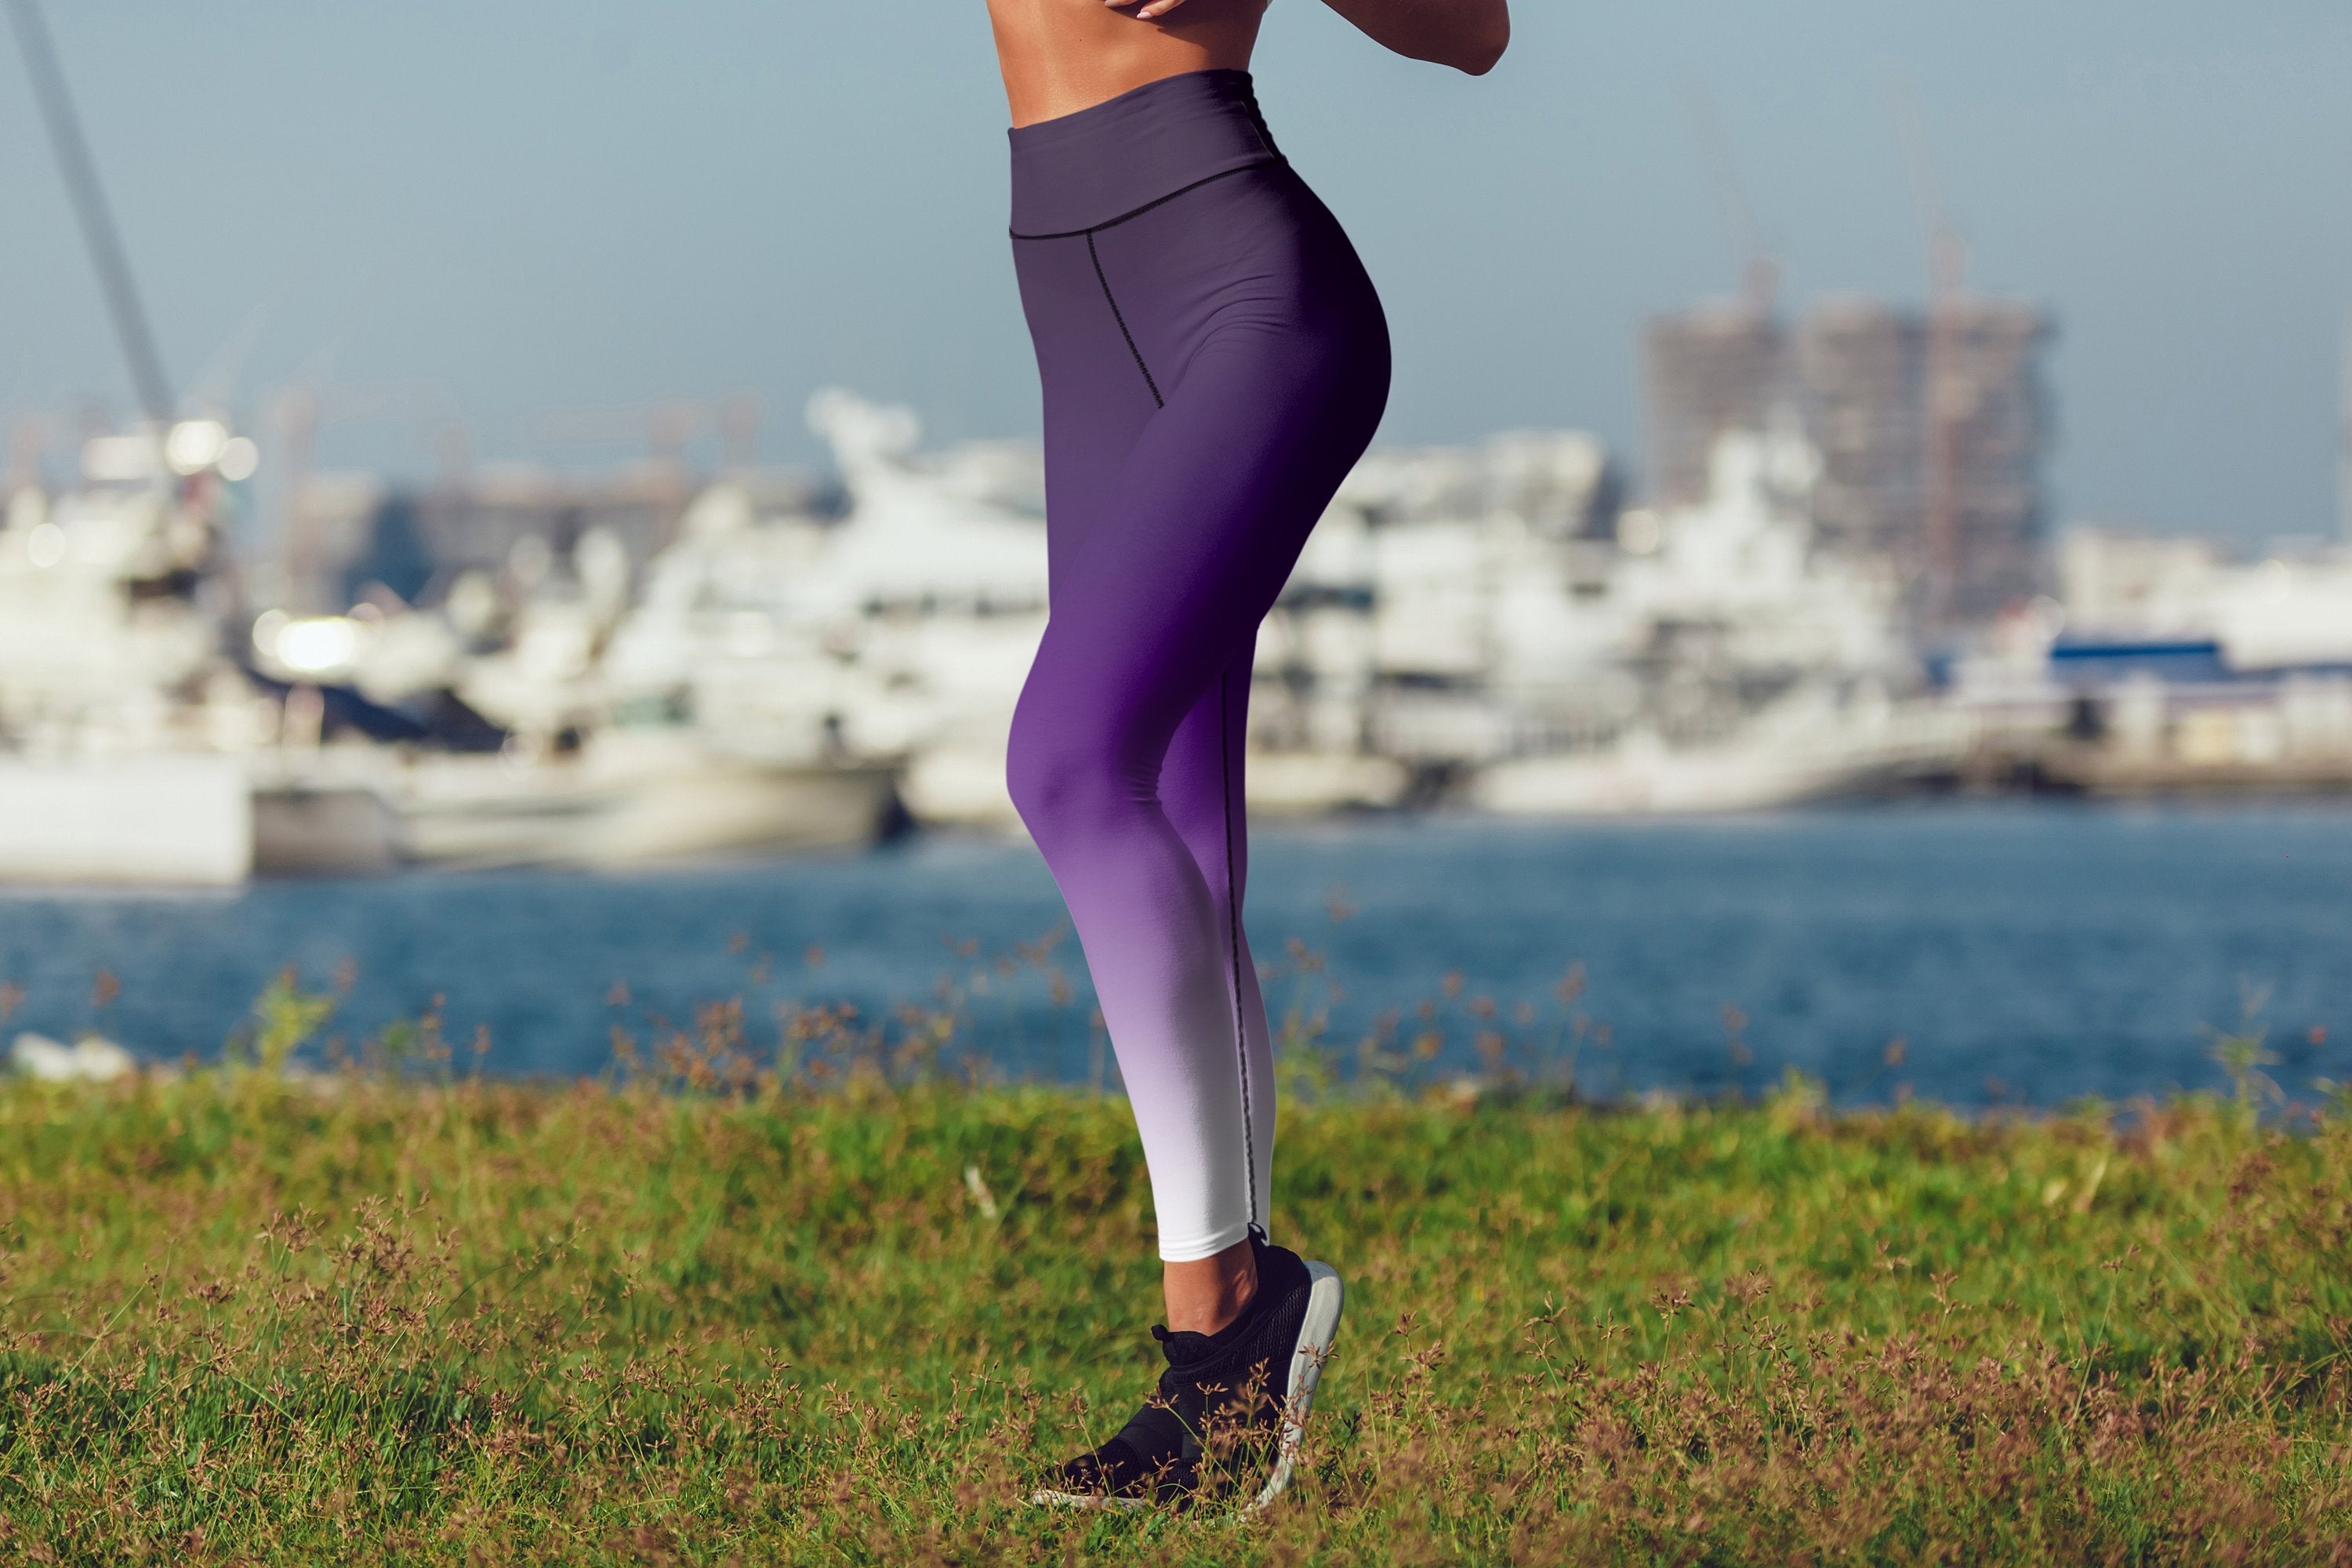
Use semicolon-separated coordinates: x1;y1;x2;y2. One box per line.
1033;1233;1344;1513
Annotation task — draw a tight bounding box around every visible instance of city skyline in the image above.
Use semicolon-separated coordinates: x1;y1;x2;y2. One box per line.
4;2;2350;543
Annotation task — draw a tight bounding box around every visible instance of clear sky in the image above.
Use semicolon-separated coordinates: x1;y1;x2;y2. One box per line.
5;2;2349;541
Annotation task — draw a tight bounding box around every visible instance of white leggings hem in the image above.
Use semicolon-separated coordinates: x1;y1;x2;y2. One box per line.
1156;1221;1254;1265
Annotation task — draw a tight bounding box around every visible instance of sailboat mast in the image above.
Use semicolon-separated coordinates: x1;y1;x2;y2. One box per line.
5;0;176;425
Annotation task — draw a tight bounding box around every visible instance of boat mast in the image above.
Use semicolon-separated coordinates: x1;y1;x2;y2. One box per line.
5;0;176;425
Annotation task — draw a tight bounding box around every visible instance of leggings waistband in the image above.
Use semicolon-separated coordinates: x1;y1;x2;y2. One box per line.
1008;69;1283;239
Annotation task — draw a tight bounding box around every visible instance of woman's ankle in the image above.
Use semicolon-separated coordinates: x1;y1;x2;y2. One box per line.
1163;1236;1260;1335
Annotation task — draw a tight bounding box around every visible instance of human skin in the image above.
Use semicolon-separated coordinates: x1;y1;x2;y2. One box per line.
985;0;1508;1336
987;0;1508;129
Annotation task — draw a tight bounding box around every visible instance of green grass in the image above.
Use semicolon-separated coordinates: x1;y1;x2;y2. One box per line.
5;1044;2352;1563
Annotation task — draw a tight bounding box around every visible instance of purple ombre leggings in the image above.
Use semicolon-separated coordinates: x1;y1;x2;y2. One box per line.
1004;71;1390;1261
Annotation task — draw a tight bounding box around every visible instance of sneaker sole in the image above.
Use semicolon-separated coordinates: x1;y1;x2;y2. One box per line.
1031;1260;1345;1516
1242;1259;1342;1515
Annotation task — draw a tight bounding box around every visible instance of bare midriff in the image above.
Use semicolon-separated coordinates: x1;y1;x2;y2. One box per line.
986;0;1270;129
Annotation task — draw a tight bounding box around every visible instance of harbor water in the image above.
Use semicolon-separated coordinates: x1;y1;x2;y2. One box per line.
3;801;2348;1109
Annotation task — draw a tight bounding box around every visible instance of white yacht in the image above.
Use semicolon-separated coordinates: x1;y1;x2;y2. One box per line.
1465;430;1965;814
594;394;1956;828
1273;425;1960;815
0;423;899;884
0;426;301;884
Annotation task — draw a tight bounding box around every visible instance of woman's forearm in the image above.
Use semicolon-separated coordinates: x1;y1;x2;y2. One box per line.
1318;0;1508;75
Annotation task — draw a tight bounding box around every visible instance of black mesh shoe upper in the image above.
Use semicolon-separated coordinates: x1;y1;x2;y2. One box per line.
1052;1235;1313;1504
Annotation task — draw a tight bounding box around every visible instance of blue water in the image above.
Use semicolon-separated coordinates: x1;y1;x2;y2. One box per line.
2;803;2348;1107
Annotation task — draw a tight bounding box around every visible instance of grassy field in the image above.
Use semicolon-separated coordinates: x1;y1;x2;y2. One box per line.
5;993;2352;1563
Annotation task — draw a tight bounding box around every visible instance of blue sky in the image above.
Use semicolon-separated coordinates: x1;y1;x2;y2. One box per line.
5;2;2349;540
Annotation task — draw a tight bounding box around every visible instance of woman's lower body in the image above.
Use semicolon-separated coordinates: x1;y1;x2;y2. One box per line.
1005;68;1390;1266
1006;68;1386;1508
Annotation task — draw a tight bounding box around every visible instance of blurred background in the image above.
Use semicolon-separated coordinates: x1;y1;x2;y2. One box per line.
4;1;2350;1103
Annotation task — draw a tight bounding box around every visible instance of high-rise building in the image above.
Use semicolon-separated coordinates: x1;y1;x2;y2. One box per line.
1796;300;1926;569
1642;292;2053;627
1923;299;2052;624
1641;303;1784;510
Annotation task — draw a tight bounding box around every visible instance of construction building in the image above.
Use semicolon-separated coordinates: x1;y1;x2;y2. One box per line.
1796;300;1924;569
1922;299;2052;624
1641;302;1784;511
1644;293;2053;629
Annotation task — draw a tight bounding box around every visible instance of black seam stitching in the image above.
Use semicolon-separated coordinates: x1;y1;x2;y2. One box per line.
1087;231;1163;410
1220;671;1257;1230
1008;158;1284;241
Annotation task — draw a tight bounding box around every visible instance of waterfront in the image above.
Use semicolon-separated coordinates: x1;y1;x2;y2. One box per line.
3;800;2347;1107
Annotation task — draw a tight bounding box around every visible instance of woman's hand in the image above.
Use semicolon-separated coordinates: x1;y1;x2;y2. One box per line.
1109;0;1506;76
1319;0;1509;74
1102;0;1502;77
1103;0;1210;24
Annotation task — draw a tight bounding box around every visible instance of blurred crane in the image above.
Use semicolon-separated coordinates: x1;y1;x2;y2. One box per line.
1683;87;1779;318
1887;83;2053;630
1640;91;1785;510
1891;83;1969;630
2340;312;2352;543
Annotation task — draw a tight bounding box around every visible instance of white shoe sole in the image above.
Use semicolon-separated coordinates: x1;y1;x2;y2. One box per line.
1243;1260;1342;1515
1031;1260;1345;1516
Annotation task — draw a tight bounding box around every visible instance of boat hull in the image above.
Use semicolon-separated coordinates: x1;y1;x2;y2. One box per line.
0;755;250;885
397;757;902;869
